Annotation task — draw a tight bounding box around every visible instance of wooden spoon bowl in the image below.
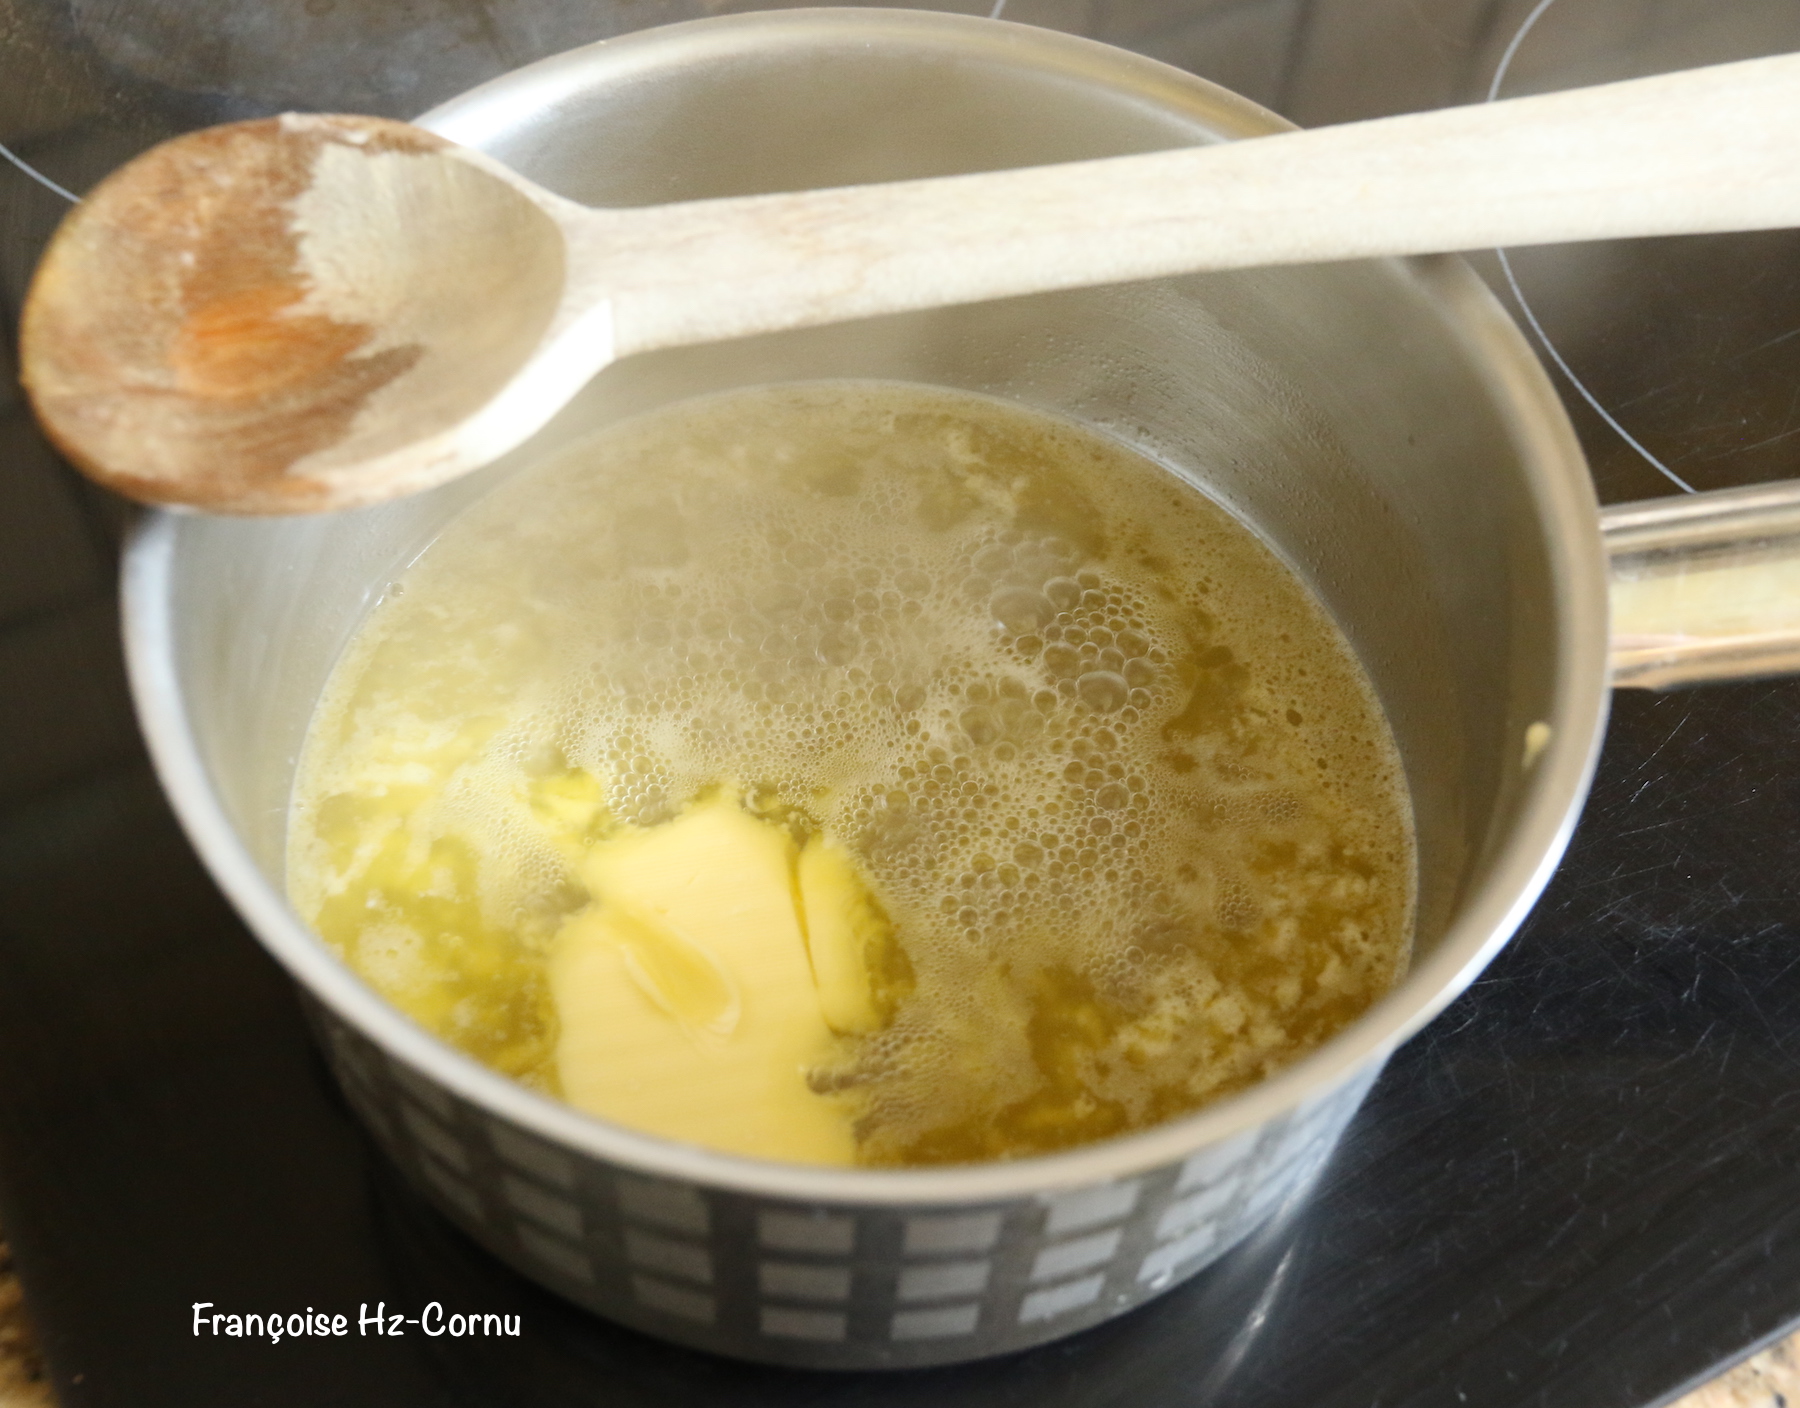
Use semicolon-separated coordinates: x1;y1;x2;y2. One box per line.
22;115;568;513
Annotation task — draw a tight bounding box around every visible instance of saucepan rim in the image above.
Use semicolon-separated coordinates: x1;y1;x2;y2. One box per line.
119;6;1611;1207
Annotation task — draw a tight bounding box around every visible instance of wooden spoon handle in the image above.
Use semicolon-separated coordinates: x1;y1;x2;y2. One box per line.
580;51;1800;358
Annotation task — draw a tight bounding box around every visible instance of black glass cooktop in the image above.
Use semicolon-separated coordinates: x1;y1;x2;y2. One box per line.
3;2;1800;1405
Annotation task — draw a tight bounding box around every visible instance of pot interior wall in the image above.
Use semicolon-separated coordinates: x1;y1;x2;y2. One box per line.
156;20;1563;1014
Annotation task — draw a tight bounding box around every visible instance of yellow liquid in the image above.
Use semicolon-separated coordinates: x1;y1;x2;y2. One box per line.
288;382;1414;1166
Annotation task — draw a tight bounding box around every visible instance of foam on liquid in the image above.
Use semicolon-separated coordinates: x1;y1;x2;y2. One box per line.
289;382;1414;1166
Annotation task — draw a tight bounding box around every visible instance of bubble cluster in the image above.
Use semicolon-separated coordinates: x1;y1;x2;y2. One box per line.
290;382;1415;1165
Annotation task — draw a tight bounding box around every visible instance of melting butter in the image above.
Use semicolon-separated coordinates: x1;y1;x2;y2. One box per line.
289;381;1415;1168
551;793;884;1164
797;834;890;1036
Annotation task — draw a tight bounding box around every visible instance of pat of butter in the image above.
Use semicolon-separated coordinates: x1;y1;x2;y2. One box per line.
549;795;879;1165
798;834;886;1035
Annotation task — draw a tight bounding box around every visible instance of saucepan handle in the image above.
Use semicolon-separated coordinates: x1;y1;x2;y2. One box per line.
1605;478;1800;688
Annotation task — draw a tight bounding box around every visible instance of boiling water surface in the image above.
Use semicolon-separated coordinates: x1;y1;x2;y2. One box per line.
288;382;1414;1167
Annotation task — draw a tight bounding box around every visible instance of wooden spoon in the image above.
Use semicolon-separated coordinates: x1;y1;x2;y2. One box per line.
21;52;1800;514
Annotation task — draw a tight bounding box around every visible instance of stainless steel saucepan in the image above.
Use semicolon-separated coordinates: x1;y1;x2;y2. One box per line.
118;8;1800;1369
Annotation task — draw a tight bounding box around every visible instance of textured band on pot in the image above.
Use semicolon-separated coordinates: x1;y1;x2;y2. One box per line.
308;1000;1376;1369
